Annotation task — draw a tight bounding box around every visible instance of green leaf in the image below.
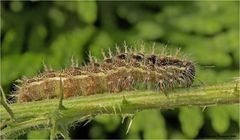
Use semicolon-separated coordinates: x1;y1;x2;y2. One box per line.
179;107;204;138
89;31;114;59
225;105;239;123
136;21;164;40
143;110;167;139
128;110;167;139
48;7;66;27
27;130;49;139
169;130;187;139
49;26;95;68
77;1;97;24
186;41;231;67
126;132;141;139
28;24;48;52
10;1;23;13
2;53;45;86
89;125;106;139
2;29;24;55
207;106;230;134
196;68;216;84
94;115;121;132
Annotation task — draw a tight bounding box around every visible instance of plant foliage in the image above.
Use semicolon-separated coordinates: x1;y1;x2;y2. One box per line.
1;1;239;139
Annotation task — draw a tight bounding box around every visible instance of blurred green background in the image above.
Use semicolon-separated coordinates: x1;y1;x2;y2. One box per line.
1;1;239;139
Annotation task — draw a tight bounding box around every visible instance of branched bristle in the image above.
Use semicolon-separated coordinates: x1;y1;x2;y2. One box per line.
151;43;155;54
88;51;93;62
101;49;107;59
108;48;112;58
42;61;49;72
71;56;75;67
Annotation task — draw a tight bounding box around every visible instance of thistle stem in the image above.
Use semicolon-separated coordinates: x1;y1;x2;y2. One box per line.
0;82;239;139
0;86;15;120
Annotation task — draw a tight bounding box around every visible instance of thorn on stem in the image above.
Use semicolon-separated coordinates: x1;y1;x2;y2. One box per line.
83;118;93;126
112;106;117;115
234;81;239;93
122;96;129;105
201;106;207;112
0;86;15;120
125;115;134;134
58;76;66;110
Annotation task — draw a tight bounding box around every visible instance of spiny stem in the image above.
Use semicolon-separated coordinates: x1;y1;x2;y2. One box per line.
0;82;239;139
51;76;66;139
125;115;134;134
0;86;15;120
58;76;65;110
50;119;57;140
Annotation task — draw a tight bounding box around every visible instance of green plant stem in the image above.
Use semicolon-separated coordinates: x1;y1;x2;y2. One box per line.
0;86;15;120
0;82;239;139
58;76;65;110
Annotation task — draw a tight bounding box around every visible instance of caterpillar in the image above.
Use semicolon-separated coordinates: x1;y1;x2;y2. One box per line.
15;44;196;102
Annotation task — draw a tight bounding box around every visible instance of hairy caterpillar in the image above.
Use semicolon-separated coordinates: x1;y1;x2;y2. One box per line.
15;44;195;102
